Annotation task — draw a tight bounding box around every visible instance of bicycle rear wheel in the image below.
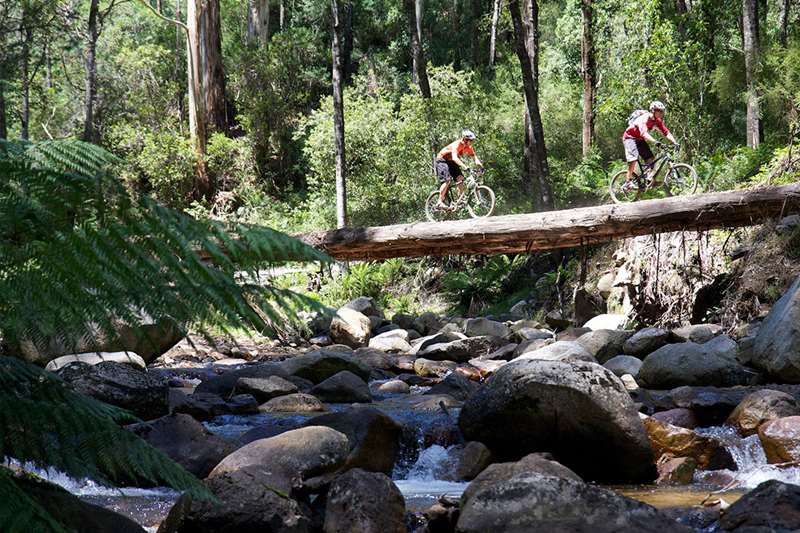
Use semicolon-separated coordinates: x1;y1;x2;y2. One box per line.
467;186;496;218
425;190;451;222
665;163;698;196
609;171;640;203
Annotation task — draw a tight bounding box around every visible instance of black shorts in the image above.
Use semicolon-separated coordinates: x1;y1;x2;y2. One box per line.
436;159;463;184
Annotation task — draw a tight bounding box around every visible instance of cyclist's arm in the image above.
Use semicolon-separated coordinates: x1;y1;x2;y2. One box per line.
643;132;658;144
666;132;678;145
451;147;467;170
473;153;483;167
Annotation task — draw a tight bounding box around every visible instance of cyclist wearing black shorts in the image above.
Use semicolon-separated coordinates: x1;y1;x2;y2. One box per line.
435;130;483;208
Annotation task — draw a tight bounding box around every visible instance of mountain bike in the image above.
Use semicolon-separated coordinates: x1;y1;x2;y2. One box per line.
609;143;698;203
425;167;496;222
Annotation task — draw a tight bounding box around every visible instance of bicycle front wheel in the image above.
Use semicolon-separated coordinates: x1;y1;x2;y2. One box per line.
609;171;639;203
665;163;698;196
467;186;496;218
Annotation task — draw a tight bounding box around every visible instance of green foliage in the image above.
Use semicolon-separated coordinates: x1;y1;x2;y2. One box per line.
442;255;528;315
319;259;412;310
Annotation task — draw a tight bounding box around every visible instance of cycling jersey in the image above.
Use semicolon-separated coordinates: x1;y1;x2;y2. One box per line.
437;139;475;161
623;112;670;141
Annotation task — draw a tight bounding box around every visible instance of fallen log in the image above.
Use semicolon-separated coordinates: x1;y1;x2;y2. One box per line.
302;183;800;260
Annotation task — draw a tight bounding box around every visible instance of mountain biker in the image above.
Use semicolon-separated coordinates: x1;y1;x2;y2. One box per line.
623;101;679;184
435;130;483;208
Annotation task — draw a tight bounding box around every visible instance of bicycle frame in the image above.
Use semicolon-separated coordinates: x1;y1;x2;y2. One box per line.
635;150;674;191
443;171;481;211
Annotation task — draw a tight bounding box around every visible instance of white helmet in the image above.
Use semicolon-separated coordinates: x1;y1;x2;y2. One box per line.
462;129;477;140
649;100;666;112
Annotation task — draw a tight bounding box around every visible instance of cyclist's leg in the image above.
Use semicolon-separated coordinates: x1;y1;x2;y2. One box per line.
436;159;451;205
637;140;654;167
447;161;465;199
623;138;639;181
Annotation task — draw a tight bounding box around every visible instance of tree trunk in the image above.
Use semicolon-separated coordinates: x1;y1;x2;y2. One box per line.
580;0;595;157
509;0;552;210
247;0;269;43
20;27;31;140
406;0;431;98
175;0;185;125
279;0;285;29
779;0;790;46
742;0;760;148
82;0;99;142
342;1;354;82
198;0;230;135
187;0;210;197
304;183;800;260
331;0;347;228
0;70;6;140
489;0;501;67
471;0;481;66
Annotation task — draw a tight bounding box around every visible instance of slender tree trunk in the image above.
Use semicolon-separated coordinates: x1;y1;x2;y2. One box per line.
342;1;354;82
331;0;347;228
779;0;790;46
20;24;31;141
406;0;431;98
742;0;760;148
0;57;6;139
45;43;52;89
489;0;501;67
279;0;285;29
198;0;230;135
453;0;461;69
471;0;481;66
187;0;210;197
580;0;595;157
509;0;552;210
247;0;269;43
175;0;185;125
82;0;99;142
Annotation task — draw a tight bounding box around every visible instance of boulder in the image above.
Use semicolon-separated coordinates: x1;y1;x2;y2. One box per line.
443;441;493;481
352;347;397;371
751;276;800;382
651;408;699;429
259;393;328;413
310;371;372;403
392;313;415;330
280;350;371;384
515;341;595;364
302;407;401;474
378;379;410;394
515;327;551;342
426;372;480;401
468;358;506;377
573;287;606;326
604;355;643;378
638;342;759;389
413;312;446;336
544;310;571;329
576;329;633;363
671;323;723;343
459;359;655;483
513;338;552;357
127;414;234;478
57;362;168;420
758;416;800;464
173;392;258;421
368;334;412;353
623;328;670;358
323;469;406;533
329;308;372;348
344;296;383;318
719;480;800;532
210;426;349;493
462;452;582;504
233;376;298;403
641;415;735;470
45;351;146;372
414;358;458;378
464;318;511;339
457;473;691;533
656;456;696;485
193;363;289;396
418;336;506;363
556;327;592;342
583;314;626;331
172;469;313;532
727;389;800;436
478;343;518;361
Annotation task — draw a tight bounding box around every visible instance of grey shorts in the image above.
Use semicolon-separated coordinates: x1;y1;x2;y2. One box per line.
623;138;653;163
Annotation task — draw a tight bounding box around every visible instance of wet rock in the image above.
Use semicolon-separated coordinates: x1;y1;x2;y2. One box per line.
514;340;595;363
459;359;655;483
398;373;438;387
671;323;723;344
414;358;458;378
719;479;800;532
422;497;460;533
513;338;552;357
555;327;592;342
576;329;633;363
323;469;405;533
638;342;759;389
127;414;234;478
173;392;258;421
604;355;643;378
280;350;371;384
426;372;480;401
752;276;800;382
641;415;735;470
457;473;691;533
210;426;349;493
375;394;462;414
656;456;696;485
344;296;383;318
45;351;147;372
418;336;506;363
477;343;517;361
57;362;168;420
454;366;482;382
462;452;582;504
330;308;372;348
378;379;410;394
623;328;670;358
651;408;699;429
758;416;800;464
310;371;372;403
443;441;493;481
233;376;298;403
464;318;511;339
193;363;289;396
583;313;627;331
727;389;800;436
260;393;328;413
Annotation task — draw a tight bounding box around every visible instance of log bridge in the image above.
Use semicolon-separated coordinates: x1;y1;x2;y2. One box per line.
302;183;800;260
